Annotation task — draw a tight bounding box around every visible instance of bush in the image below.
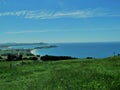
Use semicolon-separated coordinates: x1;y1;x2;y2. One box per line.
6;54;17;61
6;54;23;61
22;57;29;60
41;55;76;61
36;55;40;57
86;57;93;59
29;57;38;60
26;53;34;56
17;54;23;60
0;56;2;59
118;54;120;56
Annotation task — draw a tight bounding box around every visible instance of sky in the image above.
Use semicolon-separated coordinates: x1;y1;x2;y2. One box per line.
0;0;120;43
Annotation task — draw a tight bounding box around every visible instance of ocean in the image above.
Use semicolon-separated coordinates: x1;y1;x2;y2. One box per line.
12;42;120;58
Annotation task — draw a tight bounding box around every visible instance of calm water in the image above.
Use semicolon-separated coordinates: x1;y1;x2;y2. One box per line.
32;42;120;58
11;42;120;58
10;44;45;49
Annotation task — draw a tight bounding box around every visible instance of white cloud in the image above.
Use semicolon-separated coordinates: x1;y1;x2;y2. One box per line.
6;27;120;35
5;30;70;34
24;9;107;19
0;10;28;17
6;30;52;34
0;9;119;19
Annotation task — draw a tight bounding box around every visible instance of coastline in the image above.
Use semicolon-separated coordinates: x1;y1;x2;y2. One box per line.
30;49;37;55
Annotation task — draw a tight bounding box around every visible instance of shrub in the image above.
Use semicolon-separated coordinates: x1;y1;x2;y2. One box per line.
86;57;93;59
29;57;38;60
0;56;2;59
41;55;76;61
26;53;34;56
36;55;40;57
22;57;29;60
17;54;23;60
118;54;120;56
6;54;17;61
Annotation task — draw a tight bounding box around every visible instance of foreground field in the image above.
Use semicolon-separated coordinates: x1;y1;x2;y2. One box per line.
0;57;120;90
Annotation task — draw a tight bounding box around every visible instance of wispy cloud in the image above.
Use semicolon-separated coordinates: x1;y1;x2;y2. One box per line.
0;9;120;19
5;30;70;34
6;30;47;34
0;10;27;16
25;9;106;19
6;27;120;34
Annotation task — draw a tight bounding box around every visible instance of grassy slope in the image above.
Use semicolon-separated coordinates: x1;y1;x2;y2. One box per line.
0;57;120;90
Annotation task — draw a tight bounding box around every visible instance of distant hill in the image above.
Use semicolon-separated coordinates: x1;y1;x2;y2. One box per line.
0;42;47;48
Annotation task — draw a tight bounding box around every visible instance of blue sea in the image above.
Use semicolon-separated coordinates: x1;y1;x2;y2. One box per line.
12;42;120;58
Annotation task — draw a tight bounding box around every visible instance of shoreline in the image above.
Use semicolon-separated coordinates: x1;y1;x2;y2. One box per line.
30;49;37;55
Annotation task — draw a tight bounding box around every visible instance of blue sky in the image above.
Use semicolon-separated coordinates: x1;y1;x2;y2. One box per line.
0;0;120;43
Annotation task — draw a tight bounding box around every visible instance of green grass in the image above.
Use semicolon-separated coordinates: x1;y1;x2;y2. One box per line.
0;56;120;90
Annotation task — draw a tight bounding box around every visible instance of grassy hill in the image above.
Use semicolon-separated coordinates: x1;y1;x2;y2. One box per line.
0;56;120;90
